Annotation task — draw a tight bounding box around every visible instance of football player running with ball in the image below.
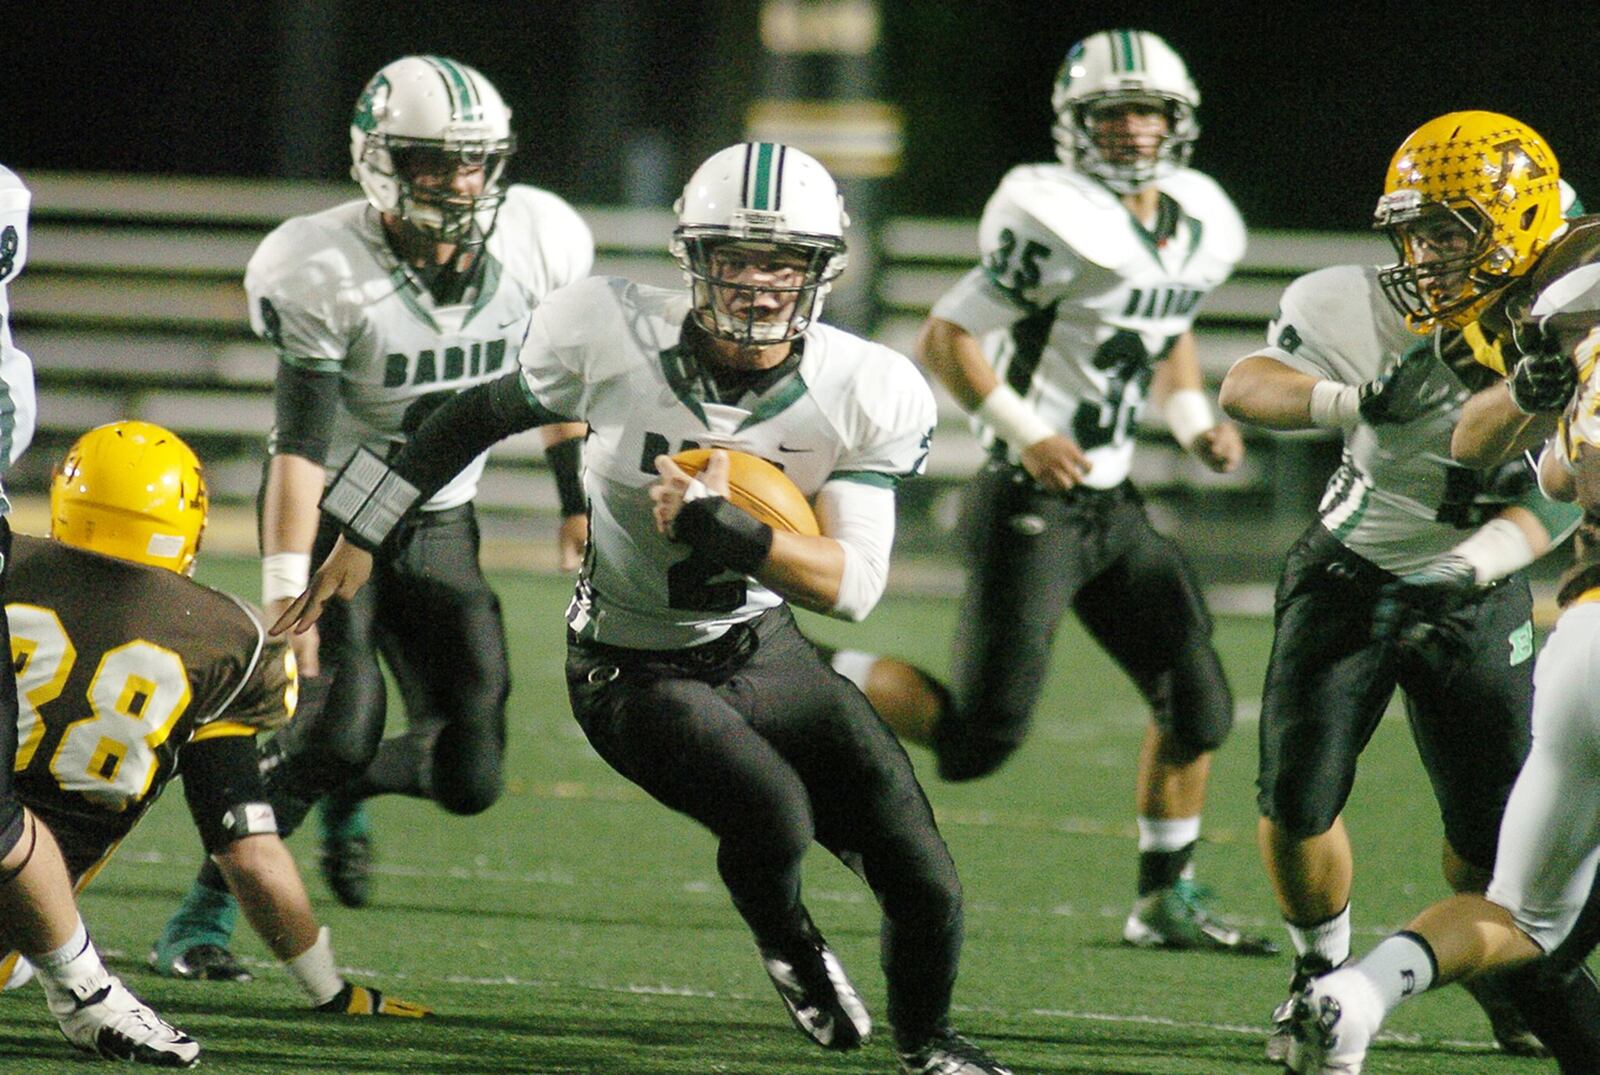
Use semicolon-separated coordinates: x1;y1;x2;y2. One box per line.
3;423;428;1065
826;28;1271;956
1280;115;1600;1075
1220;112;1600;1068
152;54;593;977
275;143;1012;1075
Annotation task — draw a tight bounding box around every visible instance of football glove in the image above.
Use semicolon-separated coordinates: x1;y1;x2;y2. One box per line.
1357;346;1450;425
314;982;431;1018
1507;348;1577;414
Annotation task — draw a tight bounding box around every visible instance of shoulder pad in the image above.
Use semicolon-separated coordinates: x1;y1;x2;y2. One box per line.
982;164;1130;269
1275;265;1381;337
1158;169;1248;265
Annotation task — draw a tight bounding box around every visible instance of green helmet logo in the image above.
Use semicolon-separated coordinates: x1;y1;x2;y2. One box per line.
352;74;390;134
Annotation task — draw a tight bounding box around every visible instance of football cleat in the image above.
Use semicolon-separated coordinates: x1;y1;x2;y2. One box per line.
314;981;431;1018
54;968;200;1067
148;942;252;983
897;1027;1014;1075
149;879;241;979
1267;953;1338;1063
758;911;870;1050
318;796;374;908
1122;879;1279;956
2;953;35;990
1284;969;1383;1074
319;833;373;908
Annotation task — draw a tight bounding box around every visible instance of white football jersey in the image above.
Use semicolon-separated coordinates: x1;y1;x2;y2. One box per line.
517;276;936;649
932;163;1245;487
0;164;37;508
1254;265;1501;573
247;185;593;510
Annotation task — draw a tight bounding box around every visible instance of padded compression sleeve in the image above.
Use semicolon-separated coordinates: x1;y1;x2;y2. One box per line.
270;362;341;463
391;372;571;505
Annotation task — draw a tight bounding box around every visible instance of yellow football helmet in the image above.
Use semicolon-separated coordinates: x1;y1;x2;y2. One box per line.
50;421;208;576
1373;110;1563;332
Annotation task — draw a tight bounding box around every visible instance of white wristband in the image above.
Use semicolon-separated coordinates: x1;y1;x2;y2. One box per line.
1163;389;1214;450
1308;380;1362;431
262;552;311;604
1450;517;1536;584
975;383;1055;449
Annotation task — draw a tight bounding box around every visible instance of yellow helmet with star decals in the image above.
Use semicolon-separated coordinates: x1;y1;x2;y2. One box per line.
50;421;208;576
1373;110;1563;333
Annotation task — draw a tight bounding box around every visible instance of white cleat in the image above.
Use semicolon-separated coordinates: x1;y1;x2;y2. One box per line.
54;968;200;1067
1284;968;1383;1074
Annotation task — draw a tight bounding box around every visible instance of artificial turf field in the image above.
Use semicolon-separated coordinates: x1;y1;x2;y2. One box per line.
0;558;1567;1074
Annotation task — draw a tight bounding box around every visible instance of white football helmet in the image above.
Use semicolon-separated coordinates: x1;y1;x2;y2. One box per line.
1052;29;1200;193
350;55;515;246
671;143;848;346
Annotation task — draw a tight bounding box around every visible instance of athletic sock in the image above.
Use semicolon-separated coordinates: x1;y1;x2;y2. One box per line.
1354;931;1438;1012
1135;816;1201;895
1288;904;1352;967
32;917;108;1016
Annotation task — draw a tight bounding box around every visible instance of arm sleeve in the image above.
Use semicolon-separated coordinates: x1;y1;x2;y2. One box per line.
814;479;896;622
269;361;341;463
388;372;571;501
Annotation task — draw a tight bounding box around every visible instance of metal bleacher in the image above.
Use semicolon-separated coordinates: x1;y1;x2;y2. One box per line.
10;171;1383;572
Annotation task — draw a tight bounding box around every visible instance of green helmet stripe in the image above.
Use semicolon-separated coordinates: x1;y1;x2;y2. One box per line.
1116;29;1138;72
747;142;780;210
423;55;481;122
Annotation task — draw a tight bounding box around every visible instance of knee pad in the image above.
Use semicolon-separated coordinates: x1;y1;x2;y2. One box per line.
1258;786;1341;840
434;775;501;817
1161;637;1234;757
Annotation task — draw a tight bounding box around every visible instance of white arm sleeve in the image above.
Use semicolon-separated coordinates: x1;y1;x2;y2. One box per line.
815;478;897;622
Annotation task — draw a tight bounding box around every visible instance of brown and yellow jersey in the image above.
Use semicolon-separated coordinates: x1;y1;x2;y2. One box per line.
6;534;297;877
1464;216;1600;374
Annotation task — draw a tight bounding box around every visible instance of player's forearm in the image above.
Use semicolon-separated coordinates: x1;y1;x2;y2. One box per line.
1452;382;1557;467
211;834;319;963
915;316;997;411
754;532;849;614
262;453;326;556
1218;355;1321;430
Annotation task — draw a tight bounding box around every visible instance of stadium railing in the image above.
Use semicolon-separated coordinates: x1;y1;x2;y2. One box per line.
11;172;1382;534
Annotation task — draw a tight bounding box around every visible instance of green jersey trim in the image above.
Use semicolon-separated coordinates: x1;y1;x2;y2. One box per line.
827;470;901;489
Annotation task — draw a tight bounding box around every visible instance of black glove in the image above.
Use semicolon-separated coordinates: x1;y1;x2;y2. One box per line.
1357;346;1451;425
1507;348;1577;414
1372;553;1478;652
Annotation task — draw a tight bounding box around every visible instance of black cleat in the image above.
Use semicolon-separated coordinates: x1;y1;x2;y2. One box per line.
319;833;374;908
759;910;871;1050
897;1027;1013;1074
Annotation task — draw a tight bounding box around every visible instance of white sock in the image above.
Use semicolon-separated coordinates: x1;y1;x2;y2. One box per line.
1287;904;1351;966
1354;932;1437;1012
828;649;877;692
283;926;345;1006
1135;815;1201;853
31;916;110;1015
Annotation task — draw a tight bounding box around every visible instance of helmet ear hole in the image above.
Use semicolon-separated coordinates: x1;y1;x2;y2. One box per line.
1520;206;1538;231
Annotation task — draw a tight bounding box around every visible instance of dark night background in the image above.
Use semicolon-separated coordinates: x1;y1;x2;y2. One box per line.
2;2;1595;231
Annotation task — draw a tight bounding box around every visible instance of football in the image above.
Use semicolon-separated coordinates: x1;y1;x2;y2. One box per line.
670;448;820;536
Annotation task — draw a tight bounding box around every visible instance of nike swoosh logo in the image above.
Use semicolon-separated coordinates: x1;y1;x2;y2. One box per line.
777;444;814;454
